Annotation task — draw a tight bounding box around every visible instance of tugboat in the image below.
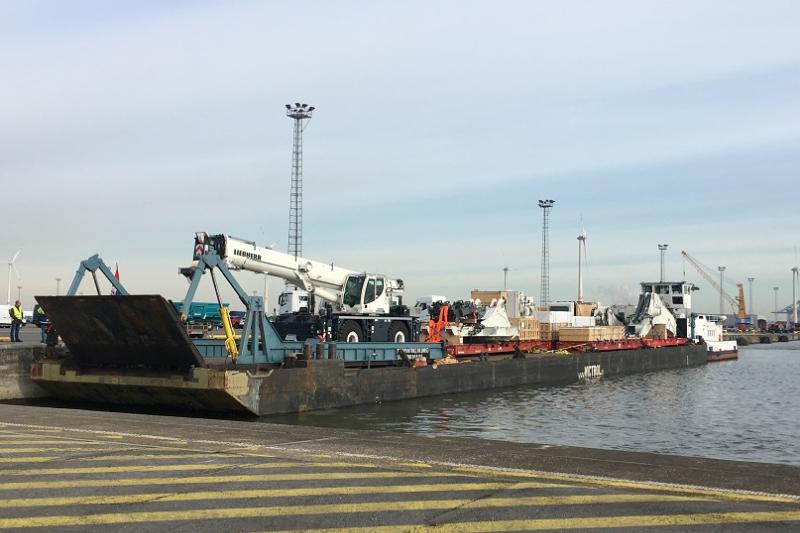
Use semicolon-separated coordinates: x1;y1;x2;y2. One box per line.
692;313;738;362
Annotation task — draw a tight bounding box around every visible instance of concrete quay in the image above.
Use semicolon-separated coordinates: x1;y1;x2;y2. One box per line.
730;332;800;345
0;403;797;531
0;338;47;401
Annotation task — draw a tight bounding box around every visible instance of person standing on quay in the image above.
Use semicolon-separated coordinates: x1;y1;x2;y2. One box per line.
33;302;48;343
8;300;23;343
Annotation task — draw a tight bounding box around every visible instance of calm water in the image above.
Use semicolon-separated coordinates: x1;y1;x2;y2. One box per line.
265;342;800;465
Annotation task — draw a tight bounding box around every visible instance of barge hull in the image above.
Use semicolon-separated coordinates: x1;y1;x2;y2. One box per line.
251;344;707;415
31;344;707;416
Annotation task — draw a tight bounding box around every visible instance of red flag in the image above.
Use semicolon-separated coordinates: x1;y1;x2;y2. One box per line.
111;263;120;295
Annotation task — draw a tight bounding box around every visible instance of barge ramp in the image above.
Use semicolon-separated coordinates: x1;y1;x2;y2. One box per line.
0;402;797;531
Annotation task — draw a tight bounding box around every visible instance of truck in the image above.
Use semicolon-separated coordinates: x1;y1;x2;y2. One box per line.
172;301;229;327
187;232;417;343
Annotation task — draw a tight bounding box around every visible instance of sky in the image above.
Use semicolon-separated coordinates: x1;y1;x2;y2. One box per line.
1;0;799;316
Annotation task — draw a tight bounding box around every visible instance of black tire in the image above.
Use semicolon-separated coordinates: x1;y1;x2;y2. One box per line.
388;322;409;343
338;321;363;343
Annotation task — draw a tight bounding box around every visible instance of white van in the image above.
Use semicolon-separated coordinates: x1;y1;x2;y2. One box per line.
0;305;27;327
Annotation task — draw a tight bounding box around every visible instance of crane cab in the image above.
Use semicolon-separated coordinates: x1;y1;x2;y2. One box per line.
341;274;396;314
278;288;310;315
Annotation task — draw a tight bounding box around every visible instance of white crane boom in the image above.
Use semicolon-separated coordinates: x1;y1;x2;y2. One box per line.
192;233;404;314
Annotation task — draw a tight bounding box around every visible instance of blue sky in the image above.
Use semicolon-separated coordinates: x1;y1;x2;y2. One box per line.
2;0;798;316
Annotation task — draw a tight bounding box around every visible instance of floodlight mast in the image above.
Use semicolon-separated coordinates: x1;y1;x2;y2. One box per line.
538;200;555;307
285;103;315;262
658;244;668;282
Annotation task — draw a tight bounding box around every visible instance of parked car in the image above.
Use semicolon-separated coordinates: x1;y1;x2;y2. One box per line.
229;311;246;328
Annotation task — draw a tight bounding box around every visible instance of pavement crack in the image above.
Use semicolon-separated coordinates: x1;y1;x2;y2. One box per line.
422;485;511;525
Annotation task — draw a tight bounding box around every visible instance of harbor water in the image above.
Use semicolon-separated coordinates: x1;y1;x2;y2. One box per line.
266;342;800;466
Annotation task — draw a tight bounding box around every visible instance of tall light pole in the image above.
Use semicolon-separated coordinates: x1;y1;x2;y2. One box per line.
658;244;668;282
285;103;315;261
503;266;509;292
718;266;726;316
55;277;62;296
16;285;21;301
773;286;779;319
577;229;587;303
792;267;798;325
747;277;754;317
538;199;555;307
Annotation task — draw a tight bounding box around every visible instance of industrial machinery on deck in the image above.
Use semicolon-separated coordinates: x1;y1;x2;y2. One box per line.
188;232;418;343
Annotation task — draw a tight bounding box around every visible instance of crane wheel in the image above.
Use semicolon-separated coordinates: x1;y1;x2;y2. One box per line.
338;321;363;343
388;322;409;343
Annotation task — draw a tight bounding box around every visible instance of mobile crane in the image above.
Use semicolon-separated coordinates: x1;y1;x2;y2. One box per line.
186;232;417;343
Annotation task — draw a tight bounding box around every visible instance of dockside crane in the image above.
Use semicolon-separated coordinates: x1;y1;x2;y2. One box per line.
681;251;748;328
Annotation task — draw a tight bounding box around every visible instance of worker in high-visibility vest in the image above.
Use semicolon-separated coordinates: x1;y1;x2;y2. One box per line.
33;303;48;343
8;300;23;343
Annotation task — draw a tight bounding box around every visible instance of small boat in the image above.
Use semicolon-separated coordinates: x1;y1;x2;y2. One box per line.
693;313;738;362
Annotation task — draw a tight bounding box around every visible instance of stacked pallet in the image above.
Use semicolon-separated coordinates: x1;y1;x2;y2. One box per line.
558;326;625;342
510;317;540;341
539;322;570;340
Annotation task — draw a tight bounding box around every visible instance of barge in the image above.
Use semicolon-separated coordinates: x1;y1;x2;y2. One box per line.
29;249;709;416
30;292;707;416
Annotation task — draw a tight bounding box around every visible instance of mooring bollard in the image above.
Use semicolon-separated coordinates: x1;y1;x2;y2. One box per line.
315;343;324;360
327;342;336;360
302;344;312;360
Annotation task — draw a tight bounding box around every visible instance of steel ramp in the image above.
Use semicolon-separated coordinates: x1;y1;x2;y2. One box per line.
36;295;207;372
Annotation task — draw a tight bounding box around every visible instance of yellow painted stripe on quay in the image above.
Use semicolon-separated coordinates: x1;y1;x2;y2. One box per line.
0;452;280;464
0;439;118;444
450;465;800;505
0;457;55;464
0;453;234;464
0;461;372;477
260;511;800;533
0;470;459;491
0;447;133;454
0;481;569;508
0;463;265;476
1;504;796;530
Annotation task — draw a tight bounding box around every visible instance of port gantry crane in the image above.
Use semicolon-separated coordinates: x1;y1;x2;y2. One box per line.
681;251;747;327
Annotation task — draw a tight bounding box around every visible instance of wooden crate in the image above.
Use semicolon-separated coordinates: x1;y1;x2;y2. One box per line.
539;322;569;341
645;324;670;340
558;326;625;342
575;302;596;317
510;317;540;341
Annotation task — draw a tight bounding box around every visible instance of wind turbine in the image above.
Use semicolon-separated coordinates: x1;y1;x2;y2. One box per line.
577;222;587;303
6;249;21;304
